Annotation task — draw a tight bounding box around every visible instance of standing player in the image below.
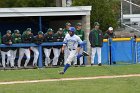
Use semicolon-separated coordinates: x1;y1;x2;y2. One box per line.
89;22;103;66
32;31;44;67
75;23;85;66
59;27;89;74
7;29;21;67
1;30;13;68
17;28;34;68
44;28;54;67
53;28;65;66
63;22;71;65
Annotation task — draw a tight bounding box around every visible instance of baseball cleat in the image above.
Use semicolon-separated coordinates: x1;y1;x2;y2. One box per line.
98;63;102;66
82;51;89;56
59;71;64;74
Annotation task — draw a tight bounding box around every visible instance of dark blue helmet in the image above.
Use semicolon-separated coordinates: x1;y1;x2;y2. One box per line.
69;27;76;32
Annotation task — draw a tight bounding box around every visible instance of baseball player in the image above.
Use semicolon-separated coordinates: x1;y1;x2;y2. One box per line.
59;27;89;74
53;28;65;66
63;22;71;65
1;30;13;68
75;23;85;65
7;30;21;67
44;28;54;67
32;31;44;67
104;27;115;39
17;28;34;68
89;22;103;66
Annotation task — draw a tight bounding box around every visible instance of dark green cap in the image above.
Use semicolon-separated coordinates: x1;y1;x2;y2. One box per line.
47;28;53;32
65;22;71;26
26;28;31;32
76;23;82;26
7;30;11;34
58;28;63;32
94;22;100;26
38;31;44;35
14;29;20;34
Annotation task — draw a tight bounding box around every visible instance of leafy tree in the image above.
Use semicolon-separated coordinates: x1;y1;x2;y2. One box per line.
73;0;120;32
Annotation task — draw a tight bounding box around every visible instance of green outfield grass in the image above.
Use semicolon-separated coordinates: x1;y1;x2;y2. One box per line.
0;64;140;81
0;64;140;93
0;77;140;93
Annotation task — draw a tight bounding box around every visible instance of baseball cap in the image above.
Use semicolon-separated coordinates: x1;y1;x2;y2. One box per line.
76;23;82;26
58;28;63;32
7;30;11;34
69;27;76;32
47;28;53;32
65;22;71;26
108;27;113;31
14;29;20;34
26;28;32;32
94;22;100;26
38;31;44;35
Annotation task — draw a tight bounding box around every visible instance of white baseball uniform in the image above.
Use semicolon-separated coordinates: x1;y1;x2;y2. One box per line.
63;34;82;64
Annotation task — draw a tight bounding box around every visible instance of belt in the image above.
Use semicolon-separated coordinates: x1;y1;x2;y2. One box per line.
69;49;76;51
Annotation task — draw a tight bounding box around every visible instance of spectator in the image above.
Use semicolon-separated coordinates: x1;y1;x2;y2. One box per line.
104;27;115;39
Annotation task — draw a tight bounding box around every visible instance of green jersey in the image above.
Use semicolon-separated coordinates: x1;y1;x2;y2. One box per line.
12;33;21;44
75;29;84;41
63;28;69;35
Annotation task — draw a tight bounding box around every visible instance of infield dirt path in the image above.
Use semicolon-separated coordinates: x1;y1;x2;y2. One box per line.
0;74;140;85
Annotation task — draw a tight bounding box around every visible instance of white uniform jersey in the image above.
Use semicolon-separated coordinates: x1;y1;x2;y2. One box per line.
63;34;82;50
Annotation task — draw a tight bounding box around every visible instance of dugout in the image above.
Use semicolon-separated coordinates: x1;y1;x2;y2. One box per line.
0;6;91;66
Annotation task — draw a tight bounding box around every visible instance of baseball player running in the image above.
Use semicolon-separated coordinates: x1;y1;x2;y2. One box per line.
59;27;89;74
17;28;34;68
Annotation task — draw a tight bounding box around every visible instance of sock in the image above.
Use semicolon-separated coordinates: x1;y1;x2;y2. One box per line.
77;54;83;60
64;63;70;73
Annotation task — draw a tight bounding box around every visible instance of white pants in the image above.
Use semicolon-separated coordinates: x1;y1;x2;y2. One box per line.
66;50;77;65
52;48;61;65
64;47;69;65
17;48;30;67
1;50;11;68
7;50;17;67
73;48;83;65
30;47;39;66
91;47;101;64
44;48;52;66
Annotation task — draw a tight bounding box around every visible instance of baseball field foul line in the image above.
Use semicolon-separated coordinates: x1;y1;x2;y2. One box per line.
0;74;140;85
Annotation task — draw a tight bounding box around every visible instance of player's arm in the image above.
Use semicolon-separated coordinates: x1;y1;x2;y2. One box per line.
61;35;68;53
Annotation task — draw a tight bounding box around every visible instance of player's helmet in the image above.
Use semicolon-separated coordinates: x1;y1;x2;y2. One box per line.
69;27;76;32
26;28;32;32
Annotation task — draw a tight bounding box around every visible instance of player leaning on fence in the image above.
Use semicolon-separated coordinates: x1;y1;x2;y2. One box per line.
89;22;103;66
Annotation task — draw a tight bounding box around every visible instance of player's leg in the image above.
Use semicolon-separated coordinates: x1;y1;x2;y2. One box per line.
17;48;24;68
44;48;51;66
24;48;31;67
1;51;6;68
97;47;102;66
64;47;69;65
31;47;39;66
52;48;60;66
60;50;77;74
9;50;15;68
91;47;97;65
79;48;84;65
13;49;17;63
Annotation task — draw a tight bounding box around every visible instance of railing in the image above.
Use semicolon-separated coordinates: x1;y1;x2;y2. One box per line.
0;41;87;68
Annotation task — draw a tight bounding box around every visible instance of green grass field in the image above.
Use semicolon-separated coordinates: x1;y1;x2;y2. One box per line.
0;64;140;93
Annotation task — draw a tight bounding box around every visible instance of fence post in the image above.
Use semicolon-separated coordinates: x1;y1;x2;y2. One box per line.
38;45;43;68
83;40;87;65
109;38;112;65
131;37;136;64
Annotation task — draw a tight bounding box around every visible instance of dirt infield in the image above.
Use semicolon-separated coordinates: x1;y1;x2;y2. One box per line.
0;74;140;85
